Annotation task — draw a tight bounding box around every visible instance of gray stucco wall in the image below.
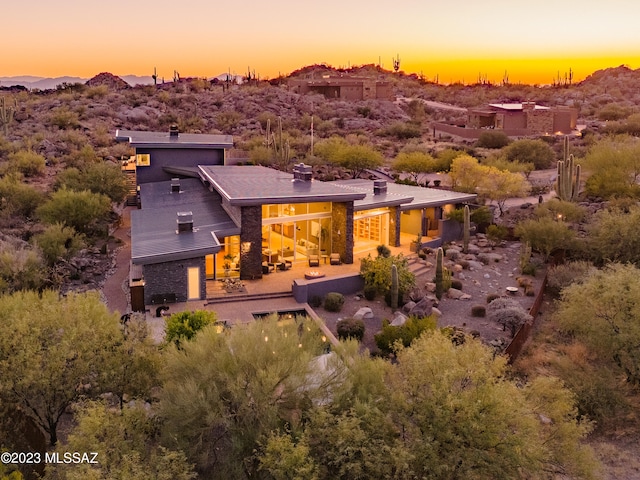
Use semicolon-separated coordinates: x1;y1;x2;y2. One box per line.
292;273;365;303
142;257;206;304
136;148;225;184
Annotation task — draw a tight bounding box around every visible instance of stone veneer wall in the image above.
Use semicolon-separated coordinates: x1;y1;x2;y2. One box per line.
526;110;554;134
239;205;263;280
331;202;354;264
389;206;401;247
143;257;205;305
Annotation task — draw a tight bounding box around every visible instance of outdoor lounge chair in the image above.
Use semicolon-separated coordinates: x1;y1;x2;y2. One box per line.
329;253;341;265
262;262;275;274
308;254;320;267
278;260;292;271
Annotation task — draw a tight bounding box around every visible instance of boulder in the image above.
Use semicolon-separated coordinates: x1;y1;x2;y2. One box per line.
390;312;408;326
431;307;442;316
353;307;374;320
467;260;484;271
447;288;472;300
402;301;416;313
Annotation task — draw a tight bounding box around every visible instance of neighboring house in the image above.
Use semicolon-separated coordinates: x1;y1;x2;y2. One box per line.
433;102;578;139
119;130;475;308
289;76;394;101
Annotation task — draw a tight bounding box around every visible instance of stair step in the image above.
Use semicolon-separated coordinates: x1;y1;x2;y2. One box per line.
205;291;293;305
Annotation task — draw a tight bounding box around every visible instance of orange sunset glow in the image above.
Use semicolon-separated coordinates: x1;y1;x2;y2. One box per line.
3;0;639;84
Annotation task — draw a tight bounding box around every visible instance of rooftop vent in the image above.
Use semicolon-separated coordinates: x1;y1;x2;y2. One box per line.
177;211;193;233
292;163;313;182
169;125;179;137
171;178;181;193
373;180;387;195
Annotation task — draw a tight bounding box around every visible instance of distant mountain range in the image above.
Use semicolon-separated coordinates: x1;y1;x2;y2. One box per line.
0;75;155;90
0;73;246;90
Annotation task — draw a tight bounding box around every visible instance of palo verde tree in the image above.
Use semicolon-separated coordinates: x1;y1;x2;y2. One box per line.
43;401;196;480
159;315;338;479
314;136;383;178
392;151;437;183
0;291;123;446
555;263;640;386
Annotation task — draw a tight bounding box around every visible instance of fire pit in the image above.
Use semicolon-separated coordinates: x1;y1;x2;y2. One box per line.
304;270;325;280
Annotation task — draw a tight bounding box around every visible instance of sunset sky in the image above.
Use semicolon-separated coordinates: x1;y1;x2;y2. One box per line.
4;0;639;84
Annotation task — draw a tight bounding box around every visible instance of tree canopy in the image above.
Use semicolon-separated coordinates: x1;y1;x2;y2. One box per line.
314;137;383;178
503;138;556;169
583;135;640;199
0;291;122;445
392;151;437;183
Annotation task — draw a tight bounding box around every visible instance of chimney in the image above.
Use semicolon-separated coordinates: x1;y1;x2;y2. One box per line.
169;125;179;137
293;163;313;182
171;178;181;193
373;180;387;195
177;211;193;233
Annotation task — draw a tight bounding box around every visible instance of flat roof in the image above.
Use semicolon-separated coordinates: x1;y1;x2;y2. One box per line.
333;180;477;210
131;178;239;265
115;129;233;149
199;165;366;206
488;103;550;111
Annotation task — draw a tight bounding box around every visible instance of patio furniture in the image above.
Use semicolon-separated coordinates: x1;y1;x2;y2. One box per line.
329;253;341;265
308;254;320;267
278;260;292;271
262;262;275;274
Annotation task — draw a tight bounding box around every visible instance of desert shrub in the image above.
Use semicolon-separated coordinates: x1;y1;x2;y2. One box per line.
458;259;469;269
32;223;85;266
376;244;391;258
360;253;415;296
308;295;322;308
6;150;46;177
470;205;493;228
476;131;510;149
546;261;596;298
49;107;80;130
374;315;436;356
165;310;217;348
487;297;532;337
0;175;44;218
363;286;377;301
336;317;365;341
516;276;533;288
515;217;576;262
525;286;535;296
216;111;243;132
503;139;556;169
521;262;537;276
471;305;486;317
55;162;128;203
380;121;422;139
323;292;345;312
36;188;112;235
451;279;463;290
486;293;500;304
0;236;47;294
486;224;508;247
535;199;586;223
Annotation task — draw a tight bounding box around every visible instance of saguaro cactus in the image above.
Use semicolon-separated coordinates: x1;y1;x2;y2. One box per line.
390;264;399;310
463;205;470;253
0;97;16;136
435;247;444;300
556;153;581;202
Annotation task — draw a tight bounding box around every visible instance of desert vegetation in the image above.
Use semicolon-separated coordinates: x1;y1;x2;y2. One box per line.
2;64;640;478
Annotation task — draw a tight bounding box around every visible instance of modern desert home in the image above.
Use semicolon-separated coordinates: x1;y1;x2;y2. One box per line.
433;102;578;139
288;75;394;101
119;130;475;307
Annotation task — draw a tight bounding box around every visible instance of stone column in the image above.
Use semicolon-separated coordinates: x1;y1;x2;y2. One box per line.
389;206;401;247
239;205;263;280
331;202;354;264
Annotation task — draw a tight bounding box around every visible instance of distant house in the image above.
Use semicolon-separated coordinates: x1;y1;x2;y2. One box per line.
289;75;394;101
433;102;578;139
